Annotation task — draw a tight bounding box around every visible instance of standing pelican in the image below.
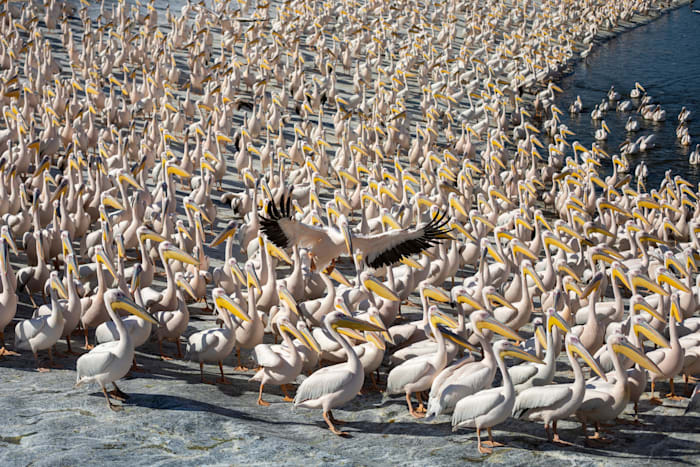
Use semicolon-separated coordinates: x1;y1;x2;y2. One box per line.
251;317;314;406
14;272;67;370
184;288;251;384
293;311;384;435
513;334;607;443
75;290;158;411
452;341;543;454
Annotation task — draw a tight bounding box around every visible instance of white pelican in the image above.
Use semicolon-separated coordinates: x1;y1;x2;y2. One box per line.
251;317;315;406
185;288;251;384
385;306;472;418
451;341;543;454
575;334;662;443
14;272;67;370
75;290;158;411
513;334;606;444
260;192;452;271
425;310;523;419
509;309;569;393
153;272;196;359
293;311;384;436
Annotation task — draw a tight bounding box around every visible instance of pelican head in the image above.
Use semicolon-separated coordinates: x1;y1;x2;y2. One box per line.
470;310;522;342
160;241;198;265
213;288;251;322
209;220;238;247
566;334;606;380
609;334;663;375
494;340;543;365
105;289;158;325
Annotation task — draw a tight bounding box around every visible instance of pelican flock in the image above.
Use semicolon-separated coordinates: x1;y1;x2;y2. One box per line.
0;0;697;459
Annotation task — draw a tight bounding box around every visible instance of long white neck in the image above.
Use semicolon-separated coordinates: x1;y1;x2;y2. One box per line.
329;324;361;374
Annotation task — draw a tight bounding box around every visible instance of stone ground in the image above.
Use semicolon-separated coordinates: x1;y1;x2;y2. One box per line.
0;312;698;466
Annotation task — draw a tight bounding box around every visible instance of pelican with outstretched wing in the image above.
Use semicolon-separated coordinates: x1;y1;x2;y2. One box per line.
259;192;452;271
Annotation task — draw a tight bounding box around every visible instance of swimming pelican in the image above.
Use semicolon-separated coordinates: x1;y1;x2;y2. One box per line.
75;290;158;411
293;311;384;435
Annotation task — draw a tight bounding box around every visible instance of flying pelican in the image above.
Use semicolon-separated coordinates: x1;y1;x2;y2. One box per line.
259;192;452;271
75;290;158;411
293;310;384;435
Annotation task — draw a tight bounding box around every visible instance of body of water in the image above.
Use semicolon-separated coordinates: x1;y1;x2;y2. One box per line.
553;4;700;190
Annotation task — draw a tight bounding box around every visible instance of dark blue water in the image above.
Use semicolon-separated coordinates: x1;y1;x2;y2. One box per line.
554;5;700;189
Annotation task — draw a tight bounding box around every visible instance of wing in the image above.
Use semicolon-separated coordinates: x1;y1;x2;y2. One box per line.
188;329;221;353
258;192;327;250
15;317;48;344
76;348;118;379
508;363;539;386
252;343;284;369
386;358;433;394
452;388;505;425
514;384;573;415
647;348;668;366
294;364;354;404
352;210;452;268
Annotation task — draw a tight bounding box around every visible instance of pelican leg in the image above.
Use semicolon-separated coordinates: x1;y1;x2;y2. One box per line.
216;361;231;384
666;379;685;400
109;382;130;401
28;293;38;308
649;380;663;405
158;339;172;360
551;421;572;445
328;411;347;425
477;428;492;454
102;385;122;412
257;383;270;406
175;339;183;359
324;410;348;436
406;392;425;418
586;423;613;445
83;328;94;350
36;351;51;372
416;392;427;413
234;348;249;371
0;332;20;356
483;427;504;447
281;384;294;402
370;372;381;392
199;361;208;384
65;336;79;355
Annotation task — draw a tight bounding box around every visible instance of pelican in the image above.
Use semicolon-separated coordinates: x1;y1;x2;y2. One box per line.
153;272;196;359
75;290;158;411
260;192;452;271
251;317;314;406
293;311;384;435
451;341;543;454
385;306;473;418
14;272;67;370
575;334;663;443
184;288;251;384
513;334;607;444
